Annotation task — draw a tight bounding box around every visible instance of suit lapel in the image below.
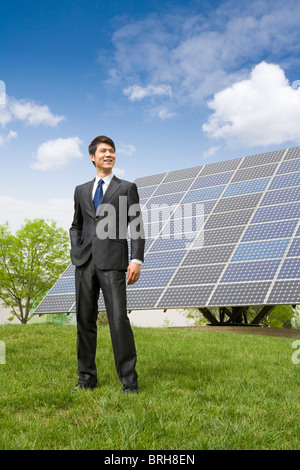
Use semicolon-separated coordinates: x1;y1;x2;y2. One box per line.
86;175;121;217
84;179;96;215
101;175;121;205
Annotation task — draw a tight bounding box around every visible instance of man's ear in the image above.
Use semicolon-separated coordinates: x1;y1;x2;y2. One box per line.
90;154;95;164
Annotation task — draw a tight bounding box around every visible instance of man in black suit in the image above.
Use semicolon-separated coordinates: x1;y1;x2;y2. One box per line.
70;135;145;393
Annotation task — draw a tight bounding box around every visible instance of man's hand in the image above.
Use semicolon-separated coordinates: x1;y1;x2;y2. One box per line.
126;262;141;285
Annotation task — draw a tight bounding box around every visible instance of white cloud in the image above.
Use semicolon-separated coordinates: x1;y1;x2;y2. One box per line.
0;195;73;233
0;95;65;127
9;97;65;126
123;84;172;101
0;80;6;106
110;1;300;105
0;130;17;146
117;144;136;156
113;167;125;177
31;137;83;171
202;146;221;159
202;62;300;147
157;108;177;120
0;102;12;127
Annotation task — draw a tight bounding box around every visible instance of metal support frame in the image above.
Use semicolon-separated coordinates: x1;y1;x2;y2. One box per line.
198;305;275;326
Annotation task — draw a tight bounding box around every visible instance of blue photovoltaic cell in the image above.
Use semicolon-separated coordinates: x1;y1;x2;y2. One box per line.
135;172;166;187
267;280;300;304
145;193;182;208
144;218;179;238
277;258;300;279
241;150;284;168
223;178;270;197
285;147;300;160
143;205;178;224
276;158;300;174
49;277;75;294
242;220;298;242
232;163;277;182
143;250;186;269
143;221;164;239
140;198;147;206
204;208;254;229
61;264;75;277
137;185;157;198
144;237;155;252
210;282;271;306
201;158;241;175
144;216;205;240
251;202;300;223
160;217;205;236
190;171;233;189
287;237;300;257
231;239;290;261
269;172;300;190
213;192;262;213
261;187;300;206
203;200;217;215
127;288;165;309
201;226;244;247
221;259;281;282
170;264;225;285
183;186;224;204
163;166;202;182
172;201;215;217
148;233;197;252
34;294;75;314
127;268;175;289
154;179;192;195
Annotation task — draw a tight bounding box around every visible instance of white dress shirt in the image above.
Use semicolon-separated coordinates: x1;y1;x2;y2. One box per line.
92;173;114;200
92;173;142;265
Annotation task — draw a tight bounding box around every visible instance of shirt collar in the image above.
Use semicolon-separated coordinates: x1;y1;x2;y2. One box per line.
95;173;114;184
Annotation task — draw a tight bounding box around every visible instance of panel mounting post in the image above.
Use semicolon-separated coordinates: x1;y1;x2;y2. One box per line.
198;308;220;325
251;305;275;325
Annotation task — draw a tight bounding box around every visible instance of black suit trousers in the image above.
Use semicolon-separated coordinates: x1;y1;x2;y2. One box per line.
75;256;138;388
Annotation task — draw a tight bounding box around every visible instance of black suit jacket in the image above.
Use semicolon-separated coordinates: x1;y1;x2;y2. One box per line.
70;175;145;270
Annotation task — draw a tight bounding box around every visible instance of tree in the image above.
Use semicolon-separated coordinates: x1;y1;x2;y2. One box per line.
238;305;297;327
0;219;70;324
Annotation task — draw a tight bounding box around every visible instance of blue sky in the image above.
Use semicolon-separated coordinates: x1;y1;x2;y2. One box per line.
1;0;300;232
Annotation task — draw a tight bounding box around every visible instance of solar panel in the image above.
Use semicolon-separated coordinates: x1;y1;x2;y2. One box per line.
34;146;300;324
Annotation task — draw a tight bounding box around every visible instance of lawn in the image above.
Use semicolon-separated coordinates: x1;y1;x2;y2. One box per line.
0;324;299;450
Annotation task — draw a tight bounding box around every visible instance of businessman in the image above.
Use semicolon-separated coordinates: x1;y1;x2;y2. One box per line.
70;135;145;393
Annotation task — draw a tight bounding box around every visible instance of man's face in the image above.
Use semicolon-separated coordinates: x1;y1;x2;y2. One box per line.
90;143;116;173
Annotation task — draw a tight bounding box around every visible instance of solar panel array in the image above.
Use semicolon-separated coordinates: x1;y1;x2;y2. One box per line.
34;146;300;315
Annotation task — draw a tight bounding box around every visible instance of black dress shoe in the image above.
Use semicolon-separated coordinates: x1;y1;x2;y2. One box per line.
71;382;96;391
122;386;138;394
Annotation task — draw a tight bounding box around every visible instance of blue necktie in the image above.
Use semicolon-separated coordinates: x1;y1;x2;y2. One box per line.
93;179;104;211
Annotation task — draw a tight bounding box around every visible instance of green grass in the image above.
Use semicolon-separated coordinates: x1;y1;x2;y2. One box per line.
0;324;299;450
